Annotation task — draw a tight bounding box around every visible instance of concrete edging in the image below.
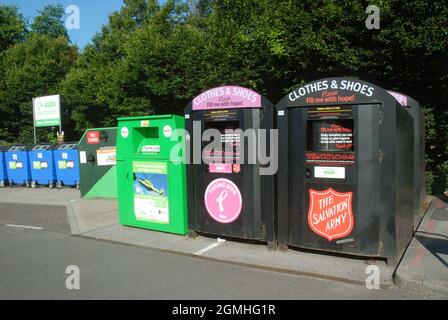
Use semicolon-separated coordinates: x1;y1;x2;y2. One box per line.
393;196;448;299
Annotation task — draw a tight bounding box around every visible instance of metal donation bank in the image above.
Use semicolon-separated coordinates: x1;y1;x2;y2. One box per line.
184;86;276;247
78;127;118;198
116;115;188;235
276;77;416;263
387;90;426;229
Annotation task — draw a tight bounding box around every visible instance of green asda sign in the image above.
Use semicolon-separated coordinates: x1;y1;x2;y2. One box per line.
33;95;61;127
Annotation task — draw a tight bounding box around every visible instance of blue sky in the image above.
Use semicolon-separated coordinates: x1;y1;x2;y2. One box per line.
2;0;125;48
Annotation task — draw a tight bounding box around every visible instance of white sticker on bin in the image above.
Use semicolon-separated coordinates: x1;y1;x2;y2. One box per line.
163;125;172;138
142;145;160;153
121;126;129;138
79;151;87;164
314;166;345;179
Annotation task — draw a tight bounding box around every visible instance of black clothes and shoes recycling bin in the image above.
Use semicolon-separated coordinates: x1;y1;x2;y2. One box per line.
387;90;425;230
276;77;414;262
184;86;276;247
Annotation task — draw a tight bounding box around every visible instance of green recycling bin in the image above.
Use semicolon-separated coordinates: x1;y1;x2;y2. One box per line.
116;115;188;235
78;127;117;199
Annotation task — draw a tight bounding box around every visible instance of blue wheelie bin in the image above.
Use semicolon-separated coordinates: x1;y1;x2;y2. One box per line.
0;146;9;187
54;143;80;189
5;145;31;187
29;144;57;188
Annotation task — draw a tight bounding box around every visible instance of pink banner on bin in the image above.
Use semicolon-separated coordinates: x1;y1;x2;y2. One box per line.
209;163;232;173
192;86;261;110
387;91;408;107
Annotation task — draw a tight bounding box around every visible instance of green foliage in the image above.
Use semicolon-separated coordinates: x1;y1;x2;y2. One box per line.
0;0;447;195
0;5;26;53
0;33;77;142
31;4;68;39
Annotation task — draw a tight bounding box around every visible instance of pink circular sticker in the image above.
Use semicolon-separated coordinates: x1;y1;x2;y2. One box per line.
204;178;242;224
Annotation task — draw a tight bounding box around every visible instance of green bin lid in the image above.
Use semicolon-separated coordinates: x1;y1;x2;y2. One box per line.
117;114;175;121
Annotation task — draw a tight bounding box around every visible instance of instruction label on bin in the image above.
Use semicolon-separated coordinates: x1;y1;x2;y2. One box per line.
97;147;116;166
58;160;74;169
33;161;48;169
8;161;21;169
133;161;169;224
308;188;354;241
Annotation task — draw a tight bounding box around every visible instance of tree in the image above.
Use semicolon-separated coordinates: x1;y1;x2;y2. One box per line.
60;0;192;135
0;34;77;142
31;4;68;39
0;5;26;53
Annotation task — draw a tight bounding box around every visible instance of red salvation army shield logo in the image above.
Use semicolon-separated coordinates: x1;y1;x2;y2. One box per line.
204;178;242;223
308;188;354;241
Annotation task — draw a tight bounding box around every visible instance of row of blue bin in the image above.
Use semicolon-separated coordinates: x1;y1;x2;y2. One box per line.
0;143;80;188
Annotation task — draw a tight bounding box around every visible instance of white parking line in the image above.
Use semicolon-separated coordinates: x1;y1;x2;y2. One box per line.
193;238;226;256
4;224;43;230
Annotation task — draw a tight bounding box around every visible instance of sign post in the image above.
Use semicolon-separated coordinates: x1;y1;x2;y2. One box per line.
32;94;62;143
32;98;36;143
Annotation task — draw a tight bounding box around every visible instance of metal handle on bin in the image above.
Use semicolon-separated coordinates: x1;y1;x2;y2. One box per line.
306;168;311;179
87;154;95;165
99;131;109;143
126;171;134;182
